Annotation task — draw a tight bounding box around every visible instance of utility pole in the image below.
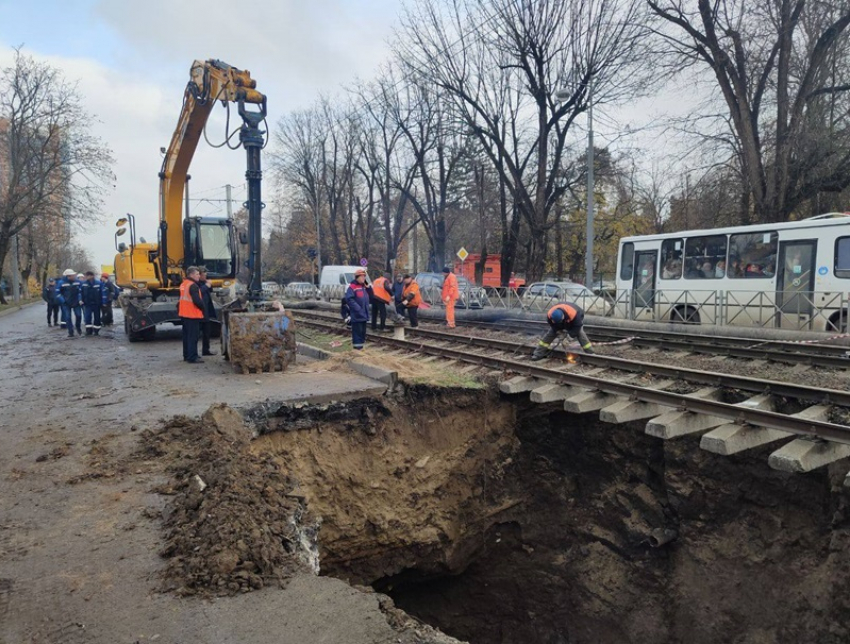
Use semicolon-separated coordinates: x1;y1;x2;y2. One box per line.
412;221;418;273
314;209;322;278
225;184;233;218
10;233;20;303
585;79;594;290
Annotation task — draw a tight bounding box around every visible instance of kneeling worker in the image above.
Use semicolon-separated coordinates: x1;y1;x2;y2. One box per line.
531;302;594;360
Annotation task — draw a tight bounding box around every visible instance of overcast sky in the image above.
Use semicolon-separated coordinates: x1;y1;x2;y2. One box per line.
0;0;400;268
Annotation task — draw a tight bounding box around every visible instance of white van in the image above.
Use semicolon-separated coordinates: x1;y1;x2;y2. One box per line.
319;265;371;300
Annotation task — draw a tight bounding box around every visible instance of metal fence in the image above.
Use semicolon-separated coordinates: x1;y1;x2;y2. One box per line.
311;282;848;332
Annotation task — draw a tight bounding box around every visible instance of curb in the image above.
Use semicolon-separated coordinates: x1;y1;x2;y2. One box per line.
297;342;333;361
350;359;398;389
0;300;41;319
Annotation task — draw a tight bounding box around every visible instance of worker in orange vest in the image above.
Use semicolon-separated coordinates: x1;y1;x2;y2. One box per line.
178;266;207;364
531;302;594;360
370;272;394;332
401;274;422;328
441;266;459;328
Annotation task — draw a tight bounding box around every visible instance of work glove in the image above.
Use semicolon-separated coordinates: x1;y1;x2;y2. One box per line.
344;316;351;325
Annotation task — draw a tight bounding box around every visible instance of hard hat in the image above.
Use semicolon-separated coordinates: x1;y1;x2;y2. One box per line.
354;268;367;277
549;308;566;324
101;273;110;279
76;273;85;280
63;268;76;276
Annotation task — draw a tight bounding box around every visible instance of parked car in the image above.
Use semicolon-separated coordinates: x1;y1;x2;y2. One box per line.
414;272;487;309
521;281;610;315
261;281;282;298
284;281;319;299
319;265;371;300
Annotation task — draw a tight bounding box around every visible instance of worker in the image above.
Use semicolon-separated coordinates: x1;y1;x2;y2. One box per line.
42;277;59;327
531;302;594;360
56;269;83;338
441;266;459;328
81;271;106;335
197;267;217;356
393;274;406;319
401;274;422;328
100;273;120;326
370;271;394;332
344;268;370;349
178;266;206;363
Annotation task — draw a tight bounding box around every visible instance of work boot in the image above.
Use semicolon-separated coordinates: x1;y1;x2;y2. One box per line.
202;350;216;356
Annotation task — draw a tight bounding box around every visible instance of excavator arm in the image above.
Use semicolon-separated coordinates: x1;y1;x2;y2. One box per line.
158;59;266;287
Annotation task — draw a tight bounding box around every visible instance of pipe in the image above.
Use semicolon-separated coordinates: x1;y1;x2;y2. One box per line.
648;528;678;548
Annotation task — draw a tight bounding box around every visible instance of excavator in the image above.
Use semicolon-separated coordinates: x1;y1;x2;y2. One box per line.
113;59;294;372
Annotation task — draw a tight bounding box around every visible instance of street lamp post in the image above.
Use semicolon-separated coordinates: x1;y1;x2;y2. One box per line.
555;77;594;290
585;79;594;291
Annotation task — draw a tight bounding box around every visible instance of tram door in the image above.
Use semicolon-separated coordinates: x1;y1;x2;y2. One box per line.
776;240;816;328
632;249;657;319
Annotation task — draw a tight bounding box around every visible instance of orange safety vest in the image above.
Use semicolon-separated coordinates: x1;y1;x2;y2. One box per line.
441;272;459;301
402;281;422;307
178;279;204;319
372;276;393;303
547;303;579;326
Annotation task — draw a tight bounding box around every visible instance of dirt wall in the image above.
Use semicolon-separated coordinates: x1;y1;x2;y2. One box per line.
250;387;520;584
388;404;850;644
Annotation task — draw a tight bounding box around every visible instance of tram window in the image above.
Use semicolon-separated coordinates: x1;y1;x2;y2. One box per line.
836;237;850;278
620;243;634;280
660;238;683;279
728;231;777;278
684;235;727;279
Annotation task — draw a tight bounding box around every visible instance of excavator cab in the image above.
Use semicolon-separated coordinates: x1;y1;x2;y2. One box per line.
182;217;238;281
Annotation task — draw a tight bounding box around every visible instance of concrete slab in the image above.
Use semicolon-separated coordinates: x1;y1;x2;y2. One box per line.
530;383;575;403
700;401;828;456
769;437;850;473
600;399;667;424
645;388;725;439
349;359;398;389
564;389;624;414
500;375;540;394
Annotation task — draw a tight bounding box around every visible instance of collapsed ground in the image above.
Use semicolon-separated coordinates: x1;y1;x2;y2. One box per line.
143;375;850;643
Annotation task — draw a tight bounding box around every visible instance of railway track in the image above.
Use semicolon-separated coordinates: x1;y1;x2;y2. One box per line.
448;317;850;370
292;312;850;449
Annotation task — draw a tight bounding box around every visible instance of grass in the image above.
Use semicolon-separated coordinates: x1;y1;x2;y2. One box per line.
295;329;351;354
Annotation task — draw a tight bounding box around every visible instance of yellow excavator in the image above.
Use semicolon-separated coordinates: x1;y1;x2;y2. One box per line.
114;59;294;372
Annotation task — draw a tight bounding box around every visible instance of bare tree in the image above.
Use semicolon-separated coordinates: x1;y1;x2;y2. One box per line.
397;0;652;281
0;49;113;304
648;0;850;222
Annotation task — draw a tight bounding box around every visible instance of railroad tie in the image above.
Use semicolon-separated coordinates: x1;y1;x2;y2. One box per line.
768;406;848;473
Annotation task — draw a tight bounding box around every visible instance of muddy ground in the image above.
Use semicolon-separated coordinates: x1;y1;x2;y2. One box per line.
0;304;455;644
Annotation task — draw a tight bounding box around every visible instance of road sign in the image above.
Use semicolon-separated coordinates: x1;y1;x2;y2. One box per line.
456;247;469;261
360;257;368;267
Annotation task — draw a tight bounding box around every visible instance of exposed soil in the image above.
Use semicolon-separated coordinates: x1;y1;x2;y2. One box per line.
384;404;850;644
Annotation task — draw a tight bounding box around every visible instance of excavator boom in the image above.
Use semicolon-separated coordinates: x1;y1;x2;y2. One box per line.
159;59;265;288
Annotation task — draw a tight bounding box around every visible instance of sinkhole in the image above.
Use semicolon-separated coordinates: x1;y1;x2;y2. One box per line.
155;384;850;644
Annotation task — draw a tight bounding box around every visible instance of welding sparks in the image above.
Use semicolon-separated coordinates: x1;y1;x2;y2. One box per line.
565;353;578;364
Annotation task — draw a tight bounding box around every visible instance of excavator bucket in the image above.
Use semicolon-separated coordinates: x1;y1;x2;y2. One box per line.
221;305;296;374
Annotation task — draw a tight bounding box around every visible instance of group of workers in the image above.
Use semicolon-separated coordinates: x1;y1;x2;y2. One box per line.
41;269;120;338
41;262;593;362
342;266;459;351
342;265;593;359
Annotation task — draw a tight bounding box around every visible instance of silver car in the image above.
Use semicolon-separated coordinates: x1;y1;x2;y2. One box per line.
521;281;609;315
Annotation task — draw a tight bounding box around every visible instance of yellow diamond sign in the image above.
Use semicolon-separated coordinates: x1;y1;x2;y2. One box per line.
456;247;469;261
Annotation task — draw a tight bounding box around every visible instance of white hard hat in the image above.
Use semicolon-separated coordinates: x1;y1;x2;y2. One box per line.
63;268;76;276
76;273;85;279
